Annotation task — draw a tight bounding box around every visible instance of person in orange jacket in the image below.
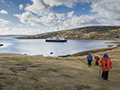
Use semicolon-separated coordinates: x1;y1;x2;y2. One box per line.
94;55;100;66
99;53;113;80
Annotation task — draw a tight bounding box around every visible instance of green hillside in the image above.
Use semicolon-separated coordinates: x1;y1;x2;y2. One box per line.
17;26;120;40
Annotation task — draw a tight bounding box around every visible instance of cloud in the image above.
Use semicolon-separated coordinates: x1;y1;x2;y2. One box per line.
1;0;5;3
10;1;14;6
14;12;43;26
19;4;23;10
56;13;65;20
25;0;50;15
13;0;120;34
24;0;89;15
41;13;56;26
0;27;31;35
67;11;74;18
17;24;23;27
14;12;57;27
61;14;102;29
0;18;9;26
0;27;59;35
56;20;63;27
0;10;8;14
43;0;98;8
90;0;120;20
43;0;78;8
82;8;85;10
15;0;100;28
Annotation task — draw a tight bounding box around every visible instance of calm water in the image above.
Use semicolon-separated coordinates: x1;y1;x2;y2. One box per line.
0;36;119;56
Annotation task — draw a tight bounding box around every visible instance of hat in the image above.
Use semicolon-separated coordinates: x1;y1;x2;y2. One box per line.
104;53;108;57
88;52;91;55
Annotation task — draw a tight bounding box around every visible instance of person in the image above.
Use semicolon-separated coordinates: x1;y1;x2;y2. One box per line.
87;52;93;67
99;53;113;80
94;55;100;66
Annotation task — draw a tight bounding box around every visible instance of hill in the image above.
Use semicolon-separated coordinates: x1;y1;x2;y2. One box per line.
17;26;120;40
0;46;120;90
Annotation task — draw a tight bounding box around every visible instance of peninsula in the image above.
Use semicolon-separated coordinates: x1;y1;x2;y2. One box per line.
17;26;120;40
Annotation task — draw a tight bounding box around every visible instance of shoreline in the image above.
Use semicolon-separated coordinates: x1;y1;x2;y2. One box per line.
17;37;120;40
70;45;120;57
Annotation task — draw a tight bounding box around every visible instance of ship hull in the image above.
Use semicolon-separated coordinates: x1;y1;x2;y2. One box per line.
45;40;67;42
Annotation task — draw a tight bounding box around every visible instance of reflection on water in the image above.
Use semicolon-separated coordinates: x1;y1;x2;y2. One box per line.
0;36;119;56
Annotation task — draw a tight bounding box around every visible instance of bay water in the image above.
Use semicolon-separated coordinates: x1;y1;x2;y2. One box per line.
0;36;119;56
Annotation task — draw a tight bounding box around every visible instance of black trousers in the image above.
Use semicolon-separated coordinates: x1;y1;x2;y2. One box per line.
88;60;92;66
95;61;99;65
101;71;109;80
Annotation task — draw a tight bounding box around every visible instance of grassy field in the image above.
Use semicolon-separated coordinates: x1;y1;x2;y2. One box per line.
0;46;120;90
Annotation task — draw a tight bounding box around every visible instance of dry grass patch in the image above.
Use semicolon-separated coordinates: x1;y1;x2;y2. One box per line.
0;46;120;90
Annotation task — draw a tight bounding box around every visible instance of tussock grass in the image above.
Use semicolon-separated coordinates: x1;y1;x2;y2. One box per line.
0;46;120;90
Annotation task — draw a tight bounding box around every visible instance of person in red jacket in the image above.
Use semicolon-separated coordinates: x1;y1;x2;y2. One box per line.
94;55;100;66
99;53;113;80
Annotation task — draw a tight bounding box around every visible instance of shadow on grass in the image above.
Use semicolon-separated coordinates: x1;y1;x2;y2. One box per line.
58;54;71;57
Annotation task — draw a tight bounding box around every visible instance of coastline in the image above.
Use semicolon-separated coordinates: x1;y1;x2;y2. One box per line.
17;36;120;40
70;45;120;57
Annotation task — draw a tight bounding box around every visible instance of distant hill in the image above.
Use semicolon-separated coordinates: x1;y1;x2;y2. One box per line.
17;26;120;40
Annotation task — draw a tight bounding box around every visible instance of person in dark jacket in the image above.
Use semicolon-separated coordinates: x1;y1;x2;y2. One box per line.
99;53;113;80
94;55;100;66
87;52;93;67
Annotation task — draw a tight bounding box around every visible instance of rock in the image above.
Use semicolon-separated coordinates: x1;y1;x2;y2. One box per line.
0;44;3;46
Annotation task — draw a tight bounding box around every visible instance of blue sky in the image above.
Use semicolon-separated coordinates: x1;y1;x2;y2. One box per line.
0;0;120;35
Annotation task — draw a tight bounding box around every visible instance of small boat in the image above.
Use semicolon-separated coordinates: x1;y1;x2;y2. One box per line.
45;37;67;42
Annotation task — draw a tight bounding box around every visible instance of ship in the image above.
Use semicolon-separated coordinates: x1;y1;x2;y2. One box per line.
45;36;67;42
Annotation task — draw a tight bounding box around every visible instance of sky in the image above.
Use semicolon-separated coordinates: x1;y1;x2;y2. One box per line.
0;0;120;35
